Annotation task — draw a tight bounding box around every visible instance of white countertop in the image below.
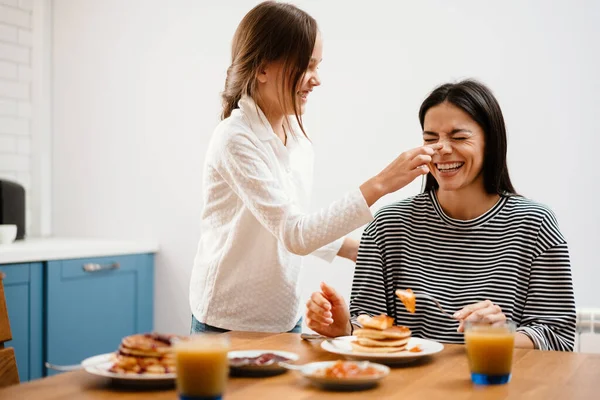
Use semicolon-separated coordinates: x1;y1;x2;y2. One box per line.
0;237;159;264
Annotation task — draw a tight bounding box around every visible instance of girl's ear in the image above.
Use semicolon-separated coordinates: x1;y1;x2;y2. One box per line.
256;63;269;84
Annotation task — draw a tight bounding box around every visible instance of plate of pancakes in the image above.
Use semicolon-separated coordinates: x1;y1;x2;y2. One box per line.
321;315;444;365
82;333;182;384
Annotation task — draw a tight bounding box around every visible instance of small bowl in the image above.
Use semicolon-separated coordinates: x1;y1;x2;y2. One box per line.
299;360;390;391
228;350;299;377
0;224;17;244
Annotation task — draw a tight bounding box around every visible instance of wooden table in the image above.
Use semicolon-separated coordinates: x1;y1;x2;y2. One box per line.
1;331;598;399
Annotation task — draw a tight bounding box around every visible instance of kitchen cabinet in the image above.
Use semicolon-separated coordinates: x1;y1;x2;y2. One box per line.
0;239;156;382
46;254;154;376
0;263;43;382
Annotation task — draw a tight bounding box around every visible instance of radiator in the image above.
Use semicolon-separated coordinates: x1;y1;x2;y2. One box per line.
576;308;600;353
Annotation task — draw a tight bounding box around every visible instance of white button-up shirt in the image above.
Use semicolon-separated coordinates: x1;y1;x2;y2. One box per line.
190;96;373;332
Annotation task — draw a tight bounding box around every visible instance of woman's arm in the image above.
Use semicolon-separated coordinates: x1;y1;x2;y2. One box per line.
515;333;535;349
515;212;576;351
516;242;576;351
456;216;576;351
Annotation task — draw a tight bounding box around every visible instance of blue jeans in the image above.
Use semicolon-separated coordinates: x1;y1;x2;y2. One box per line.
191;315;303;334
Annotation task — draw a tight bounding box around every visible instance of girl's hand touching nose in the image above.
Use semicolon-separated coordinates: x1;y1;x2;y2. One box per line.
360;143;442;206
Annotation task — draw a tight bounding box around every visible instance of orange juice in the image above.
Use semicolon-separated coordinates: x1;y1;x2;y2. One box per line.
464;321;516;385
174;334;229;400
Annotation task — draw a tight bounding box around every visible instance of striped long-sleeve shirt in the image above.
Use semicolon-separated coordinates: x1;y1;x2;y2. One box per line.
349;191;576;351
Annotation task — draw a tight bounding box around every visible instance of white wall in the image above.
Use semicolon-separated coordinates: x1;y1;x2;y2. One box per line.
0;0;51;236
50;0;600;337
0;0;33;231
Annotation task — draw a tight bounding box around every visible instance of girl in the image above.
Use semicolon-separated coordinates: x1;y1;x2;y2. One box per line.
190;1;439;333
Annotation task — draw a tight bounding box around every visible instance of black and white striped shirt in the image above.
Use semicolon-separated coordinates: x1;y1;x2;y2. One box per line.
349;191;576;351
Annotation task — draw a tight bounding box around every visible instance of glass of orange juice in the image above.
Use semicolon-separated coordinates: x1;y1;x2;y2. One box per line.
464;320;516;385
174;334;230;400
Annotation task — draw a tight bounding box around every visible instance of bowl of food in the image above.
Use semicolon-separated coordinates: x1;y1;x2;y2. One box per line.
228;350;299;376
297;360;389;391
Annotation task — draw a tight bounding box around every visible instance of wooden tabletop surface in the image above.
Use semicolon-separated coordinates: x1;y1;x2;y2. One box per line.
1;331;598;400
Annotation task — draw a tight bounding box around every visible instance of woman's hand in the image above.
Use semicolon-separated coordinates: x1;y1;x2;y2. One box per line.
306;282;352;337
454;300;507;332
454;300;534;348
360;144;442;206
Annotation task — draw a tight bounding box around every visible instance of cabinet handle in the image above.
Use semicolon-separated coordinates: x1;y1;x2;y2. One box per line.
82;262;120;273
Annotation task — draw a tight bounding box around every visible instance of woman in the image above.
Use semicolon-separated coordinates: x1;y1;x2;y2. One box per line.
305;80;576;351
189;1;440;333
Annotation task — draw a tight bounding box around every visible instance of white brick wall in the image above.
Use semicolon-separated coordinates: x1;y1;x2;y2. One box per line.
0;0;34;230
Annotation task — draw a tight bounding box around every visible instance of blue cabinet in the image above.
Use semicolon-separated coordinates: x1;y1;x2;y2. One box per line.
0;253;154;382
45;254;154;375
0;263;43;382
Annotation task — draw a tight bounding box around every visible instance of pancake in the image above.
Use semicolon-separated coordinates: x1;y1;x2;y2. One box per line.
350;342;407;353
109;353;175;374
353;326;411;340
117;344;176;358
357;314;394;330
109;332;182;375
120;333;176;356
356;337;410;347
395;289;416;314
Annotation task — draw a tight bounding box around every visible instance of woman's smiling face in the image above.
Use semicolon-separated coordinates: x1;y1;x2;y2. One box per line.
422;101;486;193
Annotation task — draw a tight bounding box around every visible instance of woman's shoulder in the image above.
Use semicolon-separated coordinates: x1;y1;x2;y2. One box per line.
504;195;568;253
504;195;560;225
504;195;566;246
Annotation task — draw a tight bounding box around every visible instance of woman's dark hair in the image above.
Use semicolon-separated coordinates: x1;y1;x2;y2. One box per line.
419;79;516;195
221;1;317;137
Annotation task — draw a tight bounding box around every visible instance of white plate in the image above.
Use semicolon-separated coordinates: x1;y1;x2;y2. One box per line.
298;361;389;391
81;353;175;385
228;350;299;376
321;337;444;365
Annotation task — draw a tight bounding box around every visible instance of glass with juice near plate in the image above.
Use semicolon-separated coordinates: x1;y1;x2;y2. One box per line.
174;334;230;400
464;321;516;385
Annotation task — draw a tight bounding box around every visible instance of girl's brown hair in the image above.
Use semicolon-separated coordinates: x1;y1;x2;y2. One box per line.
221;1;318;137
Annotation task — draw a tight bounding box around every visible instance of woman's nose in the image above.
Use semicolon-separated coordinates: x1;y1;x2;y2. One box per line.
439;140;452;154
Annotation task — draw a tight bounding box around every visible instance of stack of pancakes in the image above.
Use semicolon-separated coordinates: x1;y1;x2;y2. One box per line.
109;333;181;374
351;314;411;353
